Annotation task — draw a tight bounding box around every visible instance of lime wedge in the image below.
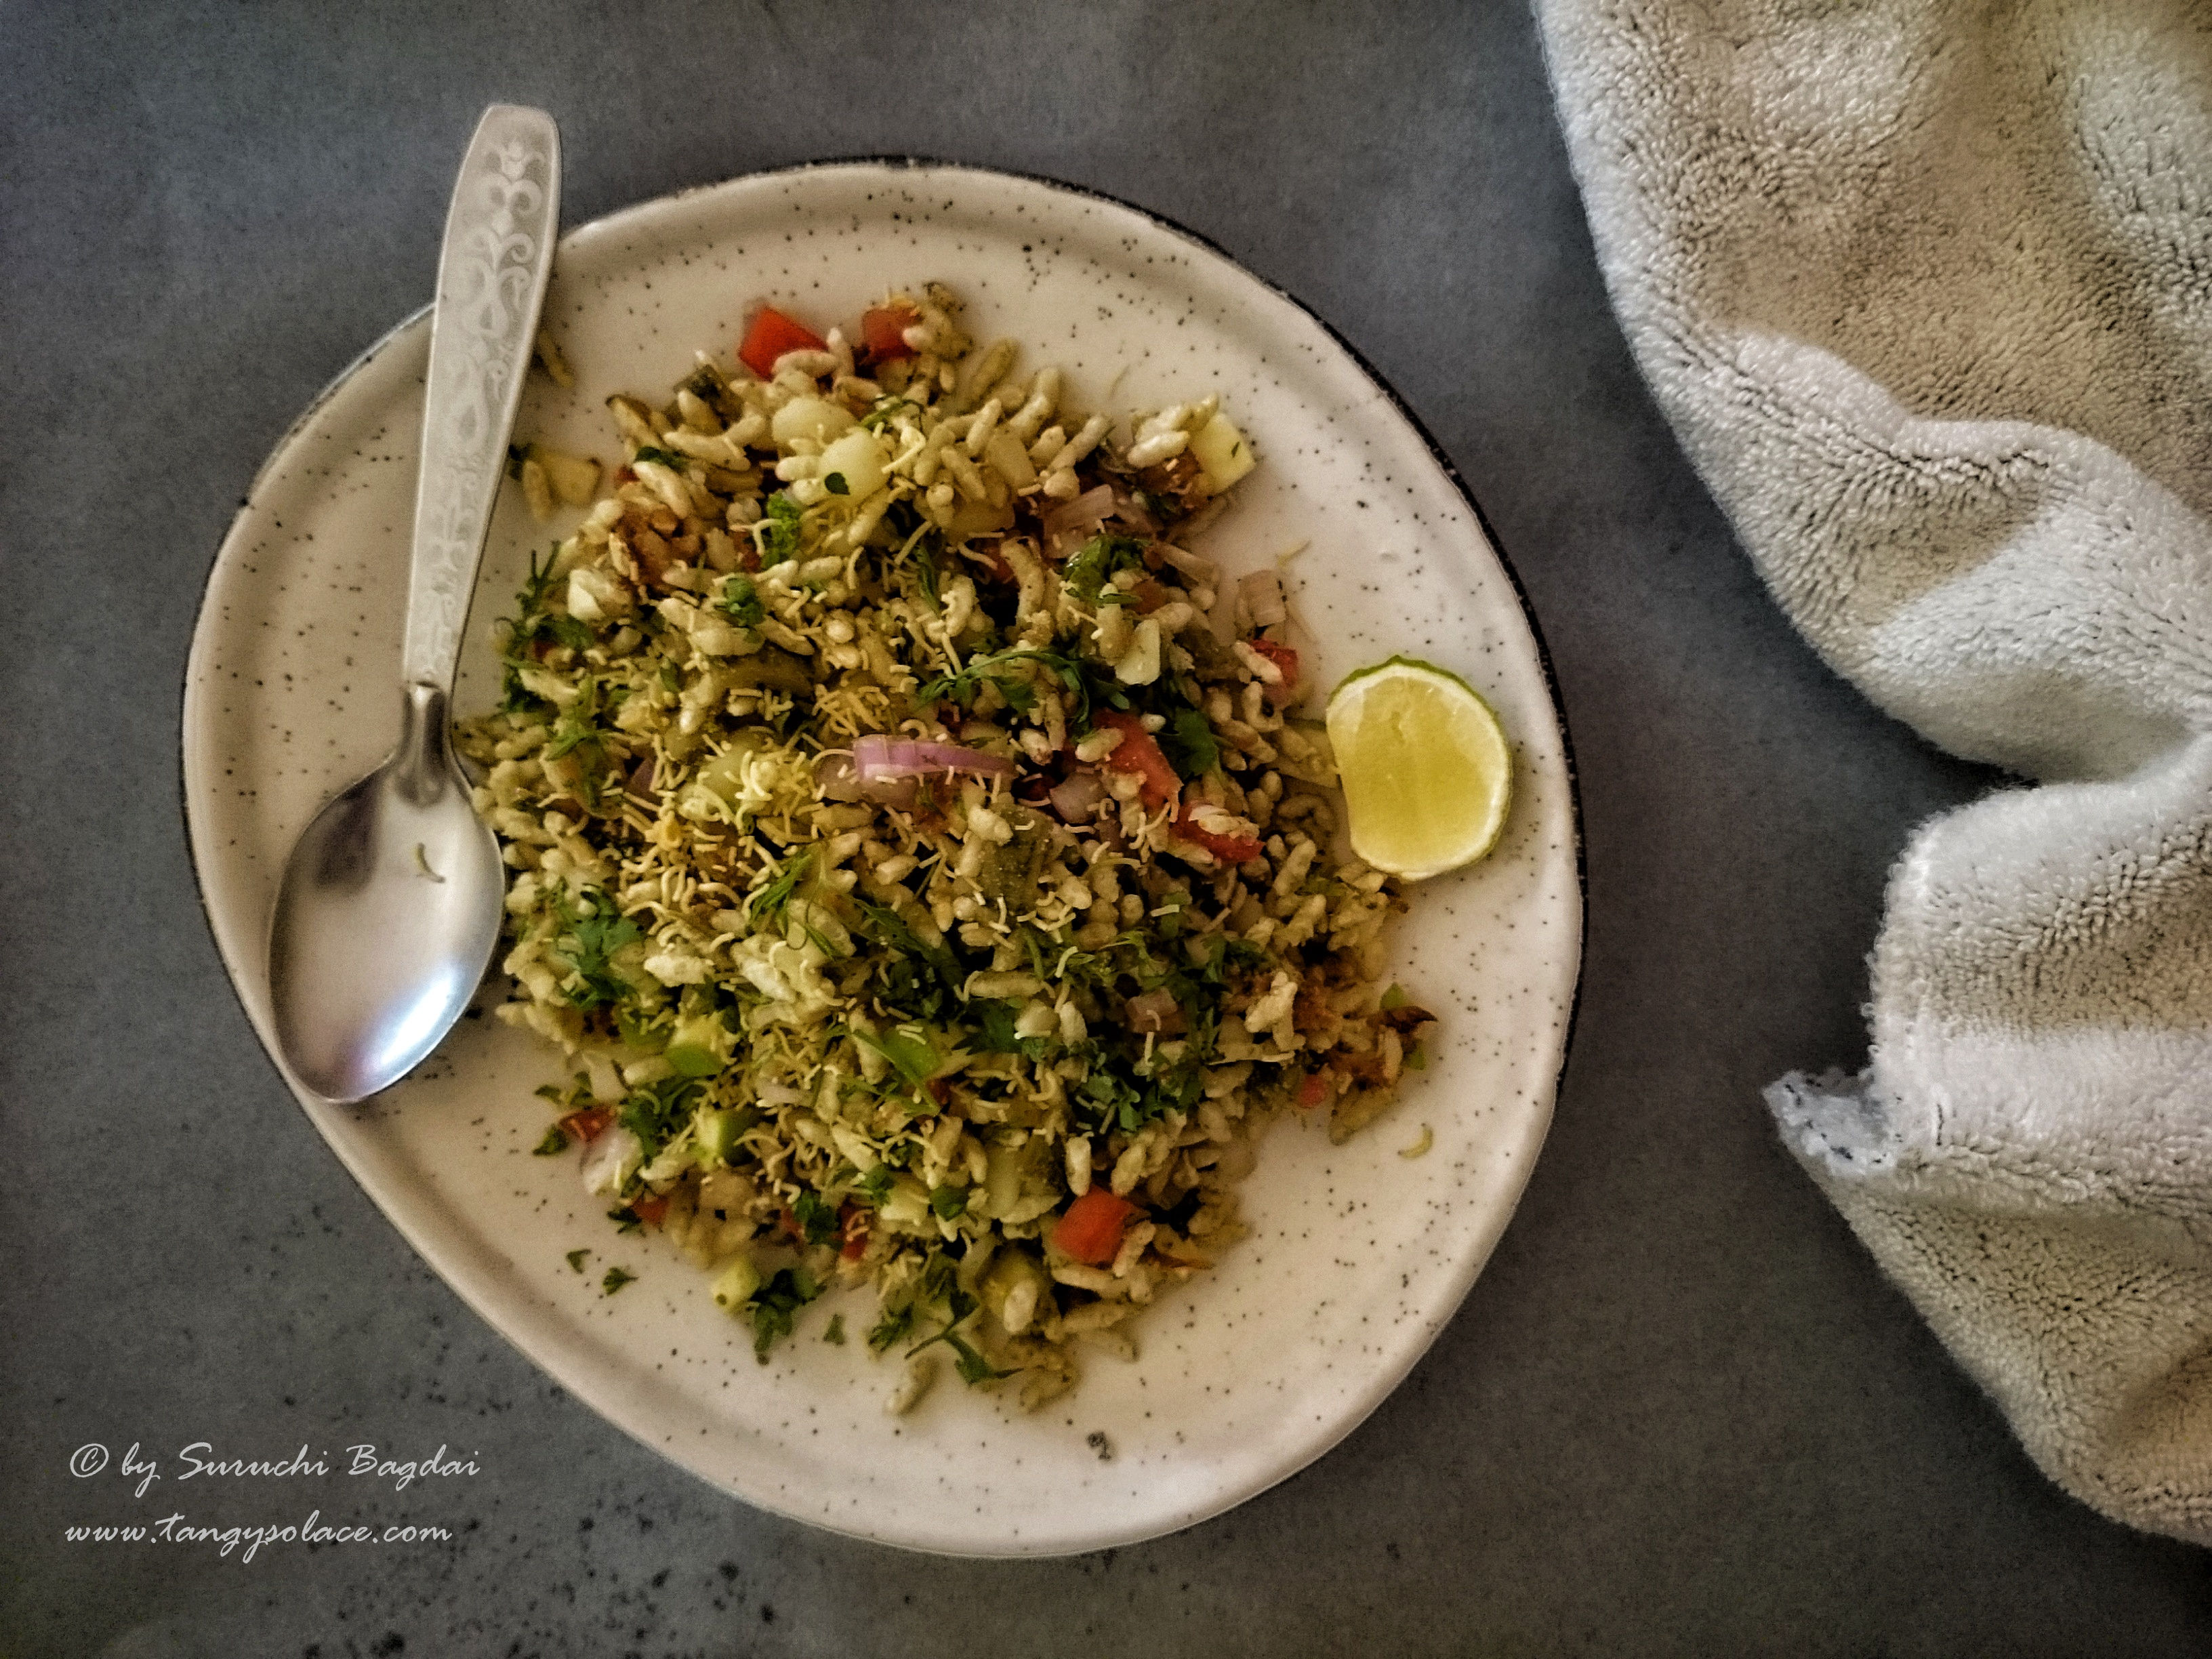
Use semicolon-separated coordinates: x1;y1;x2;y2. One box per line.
1324;656;1512;879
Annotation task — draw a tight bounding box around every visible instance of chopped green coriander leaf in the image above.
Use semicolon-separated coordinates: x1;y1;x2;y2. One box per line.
515;543;560;611
854;899;962;1001
908;533;941;605
973;999;1019;1050
747;848;813;927
607;1206;643;1234
915;647;1090;722
947;1333;1015;1386
618;1076;705;1160
750;1267;824;1360
929;1184;968;1221
539;676;606;762
499;670;543;716
973;999;1052;1062
1406;1042;1428;1071
823;1313;847;1346
907;1285;974;1347
858;1026;943;1092
565;1249;590;1273
824;471;849;495
1380;983;1409;1011
905;1288;1016;1385
759;491;804;565
854;1166;895;1208
1062;534;1147;603
550;613;595;651
917;1253;957;1304
793;1189;839;1247
532;1125;571;1156
552;890;640;1012
719;574;764;627
601;1267;637;1294
1075;1064;1146;1134
1153;889;1189;939
1160;705;1221;779
631;445;693;472
867;1304;916;1353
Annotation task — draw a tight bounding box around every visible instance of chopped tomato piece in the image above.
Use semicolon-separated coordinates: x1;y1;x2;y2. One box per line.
839;1204;869;1261
1094;711;1179;808
738;305;827;377
860;302;920;363
1249;638;1300;693
1130;577;1172;613
631;1193;670;1228
1174;800;1263;865
1054;1188;1140;1267
1296;1070;1334;1109
558;1107;612;1143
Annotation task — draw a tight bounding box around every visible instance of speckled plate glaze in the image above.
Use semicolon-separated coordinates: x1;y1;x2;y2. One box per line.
183;161;1582;1557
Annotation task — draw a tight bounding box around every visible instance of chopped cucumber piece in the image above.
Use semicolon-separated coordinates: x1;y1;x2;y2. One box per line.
665;1012;731;1078
694;1106;747;1164
711;1253;762;1312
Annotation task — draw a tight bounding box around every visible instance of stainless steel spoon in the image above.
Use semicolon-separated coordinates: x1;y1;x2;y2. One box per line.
268;104;561;1103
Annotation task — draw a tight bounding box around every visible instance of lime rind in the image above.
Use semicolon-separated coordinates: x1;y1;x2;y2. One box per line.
1328;653;1483;700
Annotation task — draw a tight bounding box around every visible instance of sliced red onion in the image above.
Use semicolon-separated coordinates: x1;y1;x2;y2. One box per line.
1126;988;1186;1035
1153;542;1216;584
1040;485;1116;558
579;1125;643;1198
1041;483;1114;539
817;752;867;802
1047;769;1109;823
853;733;1015;781
1110;489;1158;535
625;756;659;798
863;775;920;811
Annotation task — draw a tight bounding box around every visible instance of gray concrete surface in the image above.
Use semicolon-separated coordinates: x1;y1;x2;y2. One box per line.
5;2;2207;1654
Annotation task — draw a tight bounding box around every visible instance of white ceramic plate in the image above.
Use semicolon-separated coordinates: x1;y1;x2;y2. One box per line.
183;161;1581;1557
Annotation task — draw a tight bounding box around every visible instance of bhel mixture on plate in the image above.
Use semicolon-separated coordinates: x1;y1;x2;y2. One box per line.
459;284;1436;1412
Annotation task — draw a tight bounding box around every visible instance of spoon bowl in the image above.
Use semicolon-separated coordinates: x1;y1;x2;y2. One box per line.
266;105;559;1103
269;684;506;1101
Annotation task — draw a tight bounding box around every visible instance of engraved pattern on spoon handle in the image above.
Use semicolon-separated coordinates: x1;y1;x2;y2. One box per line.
400;105;562;692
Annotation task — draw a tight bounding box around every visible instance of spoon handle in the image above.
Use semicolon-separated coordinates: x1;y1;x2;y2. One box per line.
400;104;562;693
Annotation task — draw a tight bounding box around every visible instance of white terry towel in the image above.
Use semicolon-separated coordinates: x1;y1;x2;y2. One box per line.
1538;0;2212;1542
